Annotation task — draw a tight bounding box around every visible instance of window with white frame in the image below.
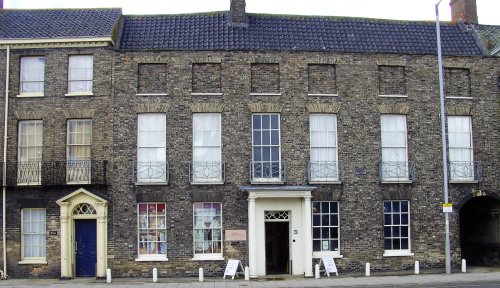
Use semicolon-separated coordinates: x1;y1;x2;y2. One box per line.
312;201;340;256
380;115;408;181
21;208;46;261
137;203;167;260
383;200;411;255
193;203;222;259
252;113;281;181
192;113;222;183
447;116;474;181
68;55;93;94
18;120;43;185
20;57;45;96
137;114;167;183
67;119;92;183
310;114;338;182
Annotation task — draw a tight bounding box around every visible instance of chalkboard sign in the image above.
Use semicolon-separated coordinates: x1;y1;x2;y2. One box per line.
223;259;245;279
319;257;338;277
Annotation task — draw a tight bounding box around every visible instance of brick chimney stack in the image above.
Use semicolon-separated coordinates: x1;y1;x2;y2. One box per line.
450;0;478;24
230;0;247;26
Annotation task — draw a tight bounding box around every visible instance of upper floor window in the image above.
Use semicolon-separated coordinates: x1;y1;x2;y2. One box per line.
192;113;223;184
21;208;46;263
378;65;406;96
383;200;412;256
68;55;93;95
192;63;222;95
380;115;410;182
18;120;43;185
20;57;45;97
137;114;167;183
312;201;340;257
308;64;337;96
137;64;168;95
67;119;92;183
251;113;283;182
193;202;223;260
444;68;471;98
250;63;280;95
309;114;339;183
137;203;167;260
447;116;474;181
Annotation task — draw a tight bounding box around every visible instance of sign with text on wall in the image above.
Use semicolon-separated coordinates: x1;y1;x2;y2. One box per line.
223;259;245;279
442;203;453;213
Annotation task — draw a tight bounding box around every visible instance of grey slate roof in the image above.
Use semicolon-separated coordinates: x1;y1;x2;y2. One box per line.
0;8;121;39
475;24;500;56
119;12;483;56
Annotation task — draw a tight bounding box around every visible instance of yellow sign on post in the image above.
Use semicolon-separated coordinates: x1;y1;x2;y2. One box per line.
442;203;453;213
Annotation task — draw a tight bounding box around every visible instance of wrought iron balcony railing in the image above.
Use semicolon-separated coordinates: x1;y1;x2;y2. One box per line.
379;161;416;183
0;160;107;186
448;161;482;182
133;161;169;184
250;161;286;183
189;161;225;184
308;161;344;183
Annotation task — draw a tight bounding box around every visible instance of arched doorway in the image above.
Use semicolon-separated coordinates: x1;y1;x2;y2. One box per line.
460;196;500;266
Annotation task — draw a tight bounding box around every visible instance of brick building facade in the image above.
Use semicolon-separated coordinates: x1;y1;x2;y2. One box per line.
0;0;498;279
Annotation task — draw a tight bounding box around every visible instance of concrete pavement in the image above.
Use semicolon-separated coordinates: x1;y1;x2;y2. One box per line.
1;271;500;287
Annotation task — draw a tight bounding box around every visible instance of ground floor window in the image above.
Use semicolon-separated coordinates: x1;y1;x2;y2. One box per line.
193;202;222;259
383;200;411;256
21;208;46;261
137;203;167;259
312;201;340;256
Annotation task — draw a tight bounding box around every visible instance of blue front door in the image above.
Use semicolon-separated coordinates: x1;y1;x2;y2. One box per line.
75;219;97;277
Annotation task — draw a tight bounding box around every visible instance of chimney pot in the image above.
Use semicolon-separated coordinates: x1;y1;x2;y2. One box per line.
450;0;478;24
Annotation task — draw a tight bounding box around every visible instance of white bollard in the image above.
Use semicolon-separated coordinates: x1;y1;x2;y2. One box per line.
244;266;250;281
315;264;320;279
199;268;204;282
106;268;112;283
415;261;420;275
462;259;467;273
153;268;158;283
365;263;370;277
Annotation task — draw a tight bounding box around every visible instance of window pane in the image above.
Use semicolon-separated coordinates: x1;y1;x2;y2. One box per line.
193;202;222;256
138;203;167;256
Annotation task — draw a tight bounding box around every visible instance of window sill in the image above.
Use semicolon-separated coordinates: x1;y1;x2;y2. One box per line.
191;181;224;185
135;256;168;262
309;180;341;185
191;93;223;96
17;182;42;186
191;255;224;261
65;92;94;97
135;182;169;186
66;181;92;185
380;180;413;184
378;94;408;98
449;180;478;184
383;251;414;257
312;252;343;258
250;179;285;185
308;93;339;97
17;93;44;98
136;93;169;96
446;96;473;100
19;259;47;265
250;93;281;96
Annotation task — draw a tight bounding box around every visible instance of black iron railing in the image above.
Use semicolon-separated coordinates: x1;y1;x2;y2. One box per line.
188;161;225;184
308;161;345;183
133;161;169;184
249;161;286;183
0;160;107;186
448;161;482;182
379;161;416;182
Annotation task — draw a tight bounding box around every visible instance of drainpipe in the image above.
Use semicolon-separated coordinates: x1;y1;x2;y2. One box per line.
2;45;10;279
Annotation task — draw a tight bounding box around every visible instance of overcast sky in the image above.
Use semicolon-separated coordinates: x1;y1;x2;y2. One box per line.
4;0;499;25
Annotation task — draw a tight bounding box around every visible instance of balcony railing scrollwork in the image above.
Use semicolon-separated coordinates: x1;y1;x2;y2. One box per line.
308;161;344;183
379;161;416;183
0;160;107;186
133;161;169;184
448;161;482;182
250;161;286;183
189;161;225;184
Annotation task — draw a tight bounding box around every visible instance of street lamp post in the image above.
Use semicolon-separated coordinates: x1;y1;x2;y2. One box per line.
435;0;452;275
